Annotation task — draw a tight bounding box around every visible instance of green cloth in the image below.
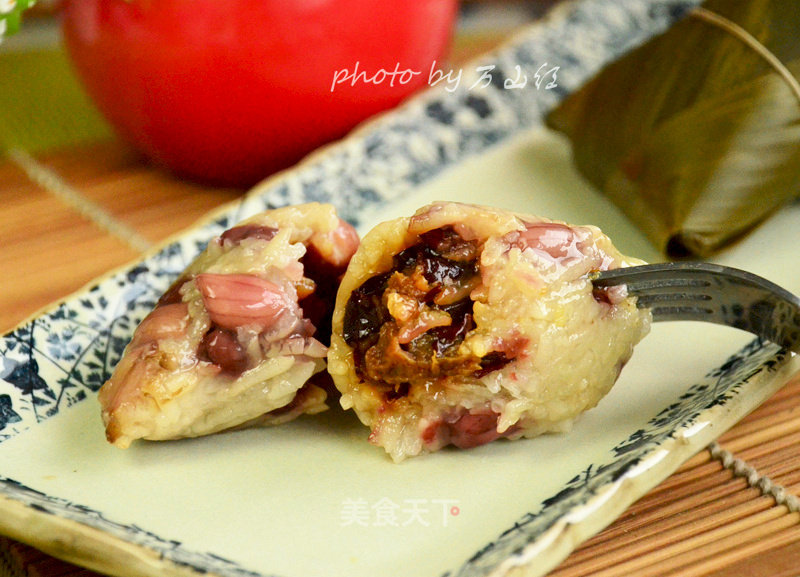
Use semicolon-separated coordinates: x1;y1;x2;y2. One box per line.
1;46;113;154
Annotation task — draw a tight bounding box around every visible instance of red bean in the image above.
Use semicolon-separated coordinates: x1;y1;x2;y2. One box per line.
219;224;278;244
200;328;248;374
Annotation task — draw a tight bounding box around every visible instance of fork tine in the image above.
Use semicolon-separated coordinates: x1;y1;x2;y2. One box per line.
593;262;725;288
591;262;800;352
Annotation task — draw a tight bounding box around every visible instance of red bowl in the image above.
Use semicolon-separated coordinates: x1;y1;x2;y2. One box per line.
62;0;458;187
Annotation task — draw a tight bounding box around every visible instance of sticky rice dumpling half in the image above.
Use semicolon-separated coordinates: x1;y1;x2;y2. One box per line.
99;203;359;448
328;202;650;461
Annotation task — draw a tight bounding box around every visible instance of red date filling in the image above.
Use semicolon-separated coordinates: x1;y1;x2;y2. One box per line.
343;227;511;398
298;239;347;347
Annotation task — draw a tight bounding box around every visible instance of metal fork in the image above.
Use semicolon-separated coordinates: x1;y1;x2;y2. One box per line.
591;262;800;353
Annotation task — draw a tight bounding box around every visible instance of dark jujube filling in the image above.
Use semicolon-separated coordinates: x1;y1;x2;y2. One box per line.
343;227;511;398
298;241;348;347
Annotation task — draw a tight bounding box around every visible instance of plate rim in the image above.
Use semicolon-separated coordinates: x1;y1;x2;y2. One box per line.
490;351;800;577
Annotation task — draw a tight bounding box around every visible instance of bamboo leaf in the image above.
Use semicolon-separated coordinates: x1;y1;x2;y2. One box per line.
546;0;800;257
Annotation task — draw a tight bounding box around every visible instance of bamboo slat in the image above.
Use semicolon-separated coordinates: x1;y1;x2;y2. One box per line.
702;538;800;577
0;162;140;332
720;399;800;443
31;142;244;243
718;417;800;455
551;509;800;577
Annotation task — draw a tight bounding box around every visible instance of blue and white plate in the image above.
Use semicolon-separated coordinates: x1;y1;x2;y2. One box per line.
2;1;799;576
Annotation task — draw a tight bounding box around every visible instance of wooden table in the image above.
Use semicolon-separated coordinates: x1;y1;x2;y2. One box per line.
3;6;800;577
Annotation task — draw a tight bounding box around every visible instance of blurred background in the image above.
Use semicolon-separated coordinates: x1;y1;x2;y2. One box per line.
1;0;557;160
0;0;555;334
